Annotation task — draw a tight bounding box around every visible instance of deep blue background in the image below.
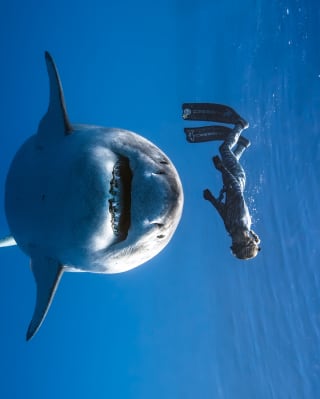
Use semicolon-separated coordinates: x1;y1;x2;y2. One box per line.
0;1;319;398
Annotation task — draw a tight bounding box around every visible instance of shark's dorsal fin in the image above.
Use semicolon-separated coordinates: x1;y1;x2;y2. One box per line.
37;51;72;142
27;256;64;340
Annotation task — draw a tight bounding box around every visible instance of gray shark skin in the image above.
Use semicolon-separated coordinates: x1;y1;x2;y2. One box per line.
2;52;183;340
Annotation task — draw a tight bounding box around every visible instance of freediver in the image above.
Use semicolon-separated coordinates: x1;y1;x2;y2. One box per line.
182;103;261;260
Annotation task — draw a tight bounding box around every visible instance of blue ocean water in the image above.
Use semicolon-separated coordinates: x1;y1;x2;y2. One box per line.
0;1;319;398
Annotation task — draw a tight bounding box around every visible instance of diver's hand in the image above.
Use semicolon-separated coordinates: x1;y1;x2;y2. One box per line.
212;156;223;171
203;189;214;201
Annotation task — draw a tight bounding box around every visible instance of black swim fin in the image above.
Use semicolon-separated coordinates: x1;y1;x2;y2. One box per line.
184;125;250;147
182;103;248;127
184;125;231;142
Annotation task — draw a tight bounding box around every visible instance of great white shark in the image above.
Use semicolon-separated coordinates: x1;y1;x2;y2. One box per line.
1;52;183;340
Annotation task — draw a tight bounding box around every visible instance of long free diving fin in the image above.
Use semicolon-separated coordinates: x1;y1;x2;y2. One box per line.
184;125;232;143
182;103;242;124
27;256;63;341
184;125;250;147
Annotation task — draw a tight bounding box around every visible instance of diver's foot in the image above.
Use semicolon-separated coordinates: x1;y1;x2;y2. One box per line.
238;136;251;148
237;117;249;130
212;155;223;170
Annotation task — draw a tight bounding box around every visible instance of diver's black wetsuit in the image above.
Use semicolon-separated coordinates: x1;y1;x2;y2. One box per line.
182;102;261;258
203;123;258;242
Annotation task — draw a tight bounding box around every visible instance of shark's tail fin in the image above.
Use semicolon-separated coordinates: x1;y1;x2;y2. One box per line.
0;235;17;247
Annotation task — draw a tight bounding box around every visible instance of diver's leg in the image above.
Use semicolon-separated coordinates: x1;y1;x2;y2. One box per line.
219;124;246;191
212;155;240;190
220;123;243;152
233;138;251;160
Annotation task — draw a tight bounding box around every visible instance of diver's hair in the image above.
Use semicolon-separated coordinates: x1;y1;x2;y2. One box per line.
231;234;261;260
231;244;261;260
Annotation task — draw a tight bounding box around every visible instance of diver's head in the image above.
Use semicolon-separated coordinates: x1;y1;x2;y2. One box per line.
230;230;261;260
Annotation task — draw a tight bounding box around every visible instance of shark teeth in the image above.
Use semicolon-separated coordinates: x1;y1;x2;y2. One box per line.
109;156;132;241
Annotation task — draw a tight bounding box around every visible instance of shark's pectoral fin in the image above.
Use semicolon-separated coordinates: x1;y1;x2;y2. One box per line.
37;51;72;144
27;256;64;341
0;235;17;247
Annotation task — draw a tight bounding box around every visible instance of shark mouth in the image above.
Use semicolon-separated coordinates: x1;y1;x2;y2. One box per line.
108;156;132;242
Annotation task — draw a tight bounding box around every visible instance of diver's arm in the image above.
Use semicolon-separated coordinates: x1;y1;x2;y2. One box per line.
203;189;225;218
